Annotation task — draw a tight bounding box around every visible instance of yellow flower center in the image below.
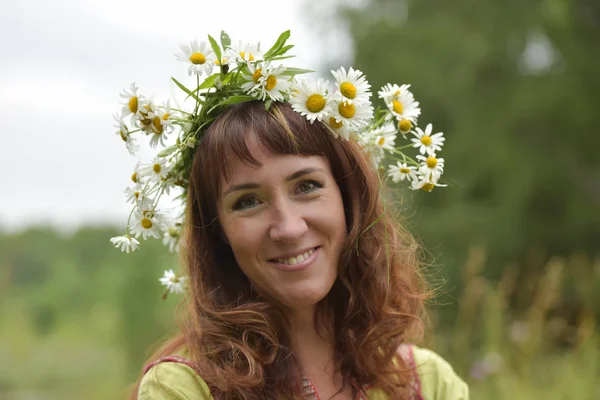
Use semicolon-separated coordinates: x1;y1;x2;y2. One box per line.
338;101;355;119
340;82;357;99
131;172;138;183
189;52;206;65
329;117;343;129
153;163;161;174
394;89;401;97
252;68;262;83
168;226;179;237
134;191;140;199
128;96;138;114
398;119;412;133
421;182;435;192
162;113;170;121
265;75;277;91
306;94;326;113
392;100;404;115
152;117;163;134
119;130;127;142
239;51;255;61
420;136;432;146
378;137;385;146
426;156;437;168
400;167;411;174
141;218;153;229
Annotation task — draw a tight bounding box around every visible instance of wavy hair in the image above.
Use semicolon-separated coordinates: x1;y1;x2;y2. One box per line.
131;101;430;399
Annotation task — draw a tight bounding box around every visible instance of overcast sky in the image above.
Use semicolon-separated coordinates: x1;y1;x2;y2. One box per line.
0;0;357;233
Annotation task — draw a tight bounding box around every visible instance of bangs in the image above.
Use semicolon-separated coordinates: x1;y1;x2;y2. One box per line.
199;101;336;192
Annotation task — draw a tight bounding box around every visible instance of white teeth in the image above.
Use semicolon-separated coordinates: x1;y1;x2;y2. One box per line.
276;248;315;265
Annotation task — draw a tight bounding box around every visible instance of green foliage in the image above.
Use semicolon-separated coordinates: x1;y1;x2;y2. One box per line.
1;227;598;398
315;0;599;321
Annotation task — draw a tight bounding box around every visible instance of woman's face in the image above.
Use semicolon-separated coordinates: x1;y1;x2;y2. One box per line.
218;138;347;309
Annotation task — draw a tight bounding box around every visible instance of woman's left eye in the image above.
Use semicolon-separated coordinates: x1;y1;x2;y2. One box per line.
296;180;323;194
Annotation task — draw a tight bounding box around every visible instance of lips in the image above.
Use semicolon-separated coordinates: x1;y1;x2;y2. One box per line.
268;246;320;267
273;248;316;266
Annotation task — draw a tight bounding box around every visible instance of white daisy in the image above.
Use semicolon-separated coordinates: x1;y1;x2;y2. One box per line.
175;40;215;76
148;102;174;149
242;62;290;102
225;41;263;64
363;144;384;169
136;101;158;134
139;157;170;183
368;122;397;152
130;162;142;185
130;208;164;240
398;118;413;135
162;224;181;252
113;112;138;156
159;269;187;294
411;123;445;155
119;82;145;121
330;66;371;105
386;91;421;123
124;183;150;205
416;154;445;181
241;62;263;93
110;235;140;253
387;162;417;183
378;83;412;104
329;98;374;131
410;171;447;192
324;115;352;141
290;78;331;123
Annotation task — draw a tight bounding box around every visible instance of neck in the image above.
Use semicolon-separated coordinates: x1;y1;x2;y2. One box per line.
285;305;336;378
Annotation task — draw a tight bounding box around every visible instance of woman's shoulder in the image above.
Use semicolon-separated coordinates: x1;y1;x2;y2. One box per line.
137;355;213;400
409;345;469;400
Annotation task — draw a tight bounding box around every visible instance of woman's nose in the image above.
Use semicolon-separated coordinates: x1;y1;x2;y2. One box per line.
268;199;308;243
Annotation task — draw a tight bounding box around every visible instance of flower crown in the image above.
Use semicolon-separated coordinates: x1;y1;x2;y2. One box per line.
110;31;447;296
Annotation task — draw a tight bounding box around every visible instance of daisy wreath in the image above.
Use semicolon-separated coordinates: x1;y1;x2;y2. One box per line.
110;31;448;296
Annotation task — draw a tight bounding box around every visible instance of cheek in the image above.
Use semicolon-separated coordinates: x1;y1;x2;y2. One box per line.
224;219;264;268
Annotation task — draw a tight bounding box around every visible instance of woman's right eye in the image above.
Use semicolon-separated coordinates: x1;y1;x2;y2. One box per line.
232;195;260;210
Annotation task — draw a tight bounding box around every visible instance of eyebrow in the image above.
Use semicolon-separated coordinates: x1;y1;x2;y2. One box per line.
223;167;324;196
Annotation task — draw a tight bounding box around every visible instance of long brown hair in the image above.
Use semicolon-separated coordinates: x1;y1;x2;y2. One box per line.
131;101;430;399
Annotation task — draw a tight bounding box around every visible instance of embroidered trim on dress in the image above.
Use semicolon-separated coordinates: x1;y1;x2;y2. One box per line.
143;347;424;400
403;344;424;400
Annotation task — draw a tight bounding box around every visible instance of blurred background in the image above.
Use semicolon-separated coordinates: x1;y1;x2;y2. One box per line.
1;0;598;398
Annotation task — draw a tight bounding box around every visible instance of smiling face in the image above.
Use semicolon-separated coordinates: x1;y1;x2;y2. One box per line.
218;138;347;309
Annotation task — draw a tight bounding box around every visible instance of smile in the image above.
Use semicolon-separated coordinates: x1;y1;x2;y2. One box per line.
269;246;320;271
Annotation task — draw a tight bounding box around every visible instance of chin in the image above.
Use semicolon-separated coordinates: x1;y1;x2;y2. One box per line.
277;281;334;309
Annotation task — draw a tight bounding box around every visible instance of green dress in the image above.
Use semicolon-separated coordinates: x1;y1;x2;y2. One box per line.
138;345;468;399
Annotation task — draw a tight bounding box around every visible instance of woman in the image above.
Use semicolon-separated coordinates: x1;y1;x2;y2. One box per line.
132;100;468;399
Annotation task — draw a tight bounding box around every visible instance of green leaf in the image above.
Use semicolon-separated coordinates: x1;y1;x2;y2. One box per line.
264;99;273;111
218;95;255;106
207;95;255;115
157;145;178;157
171;77;203;103
198;74;219;90
277;44;295;56
269;55;297;62
281;67;315;76
263;30;291;59
207;34;222;64
220;30;231;49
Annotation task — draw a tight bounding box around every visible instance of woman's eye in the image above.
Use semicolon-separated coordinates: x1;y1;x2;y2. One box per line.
233;196;260;210
296;180;323;194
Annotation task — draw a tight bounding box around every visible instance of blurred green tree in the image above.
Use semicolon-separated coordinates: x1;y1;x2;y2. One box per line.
306;0;599;317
